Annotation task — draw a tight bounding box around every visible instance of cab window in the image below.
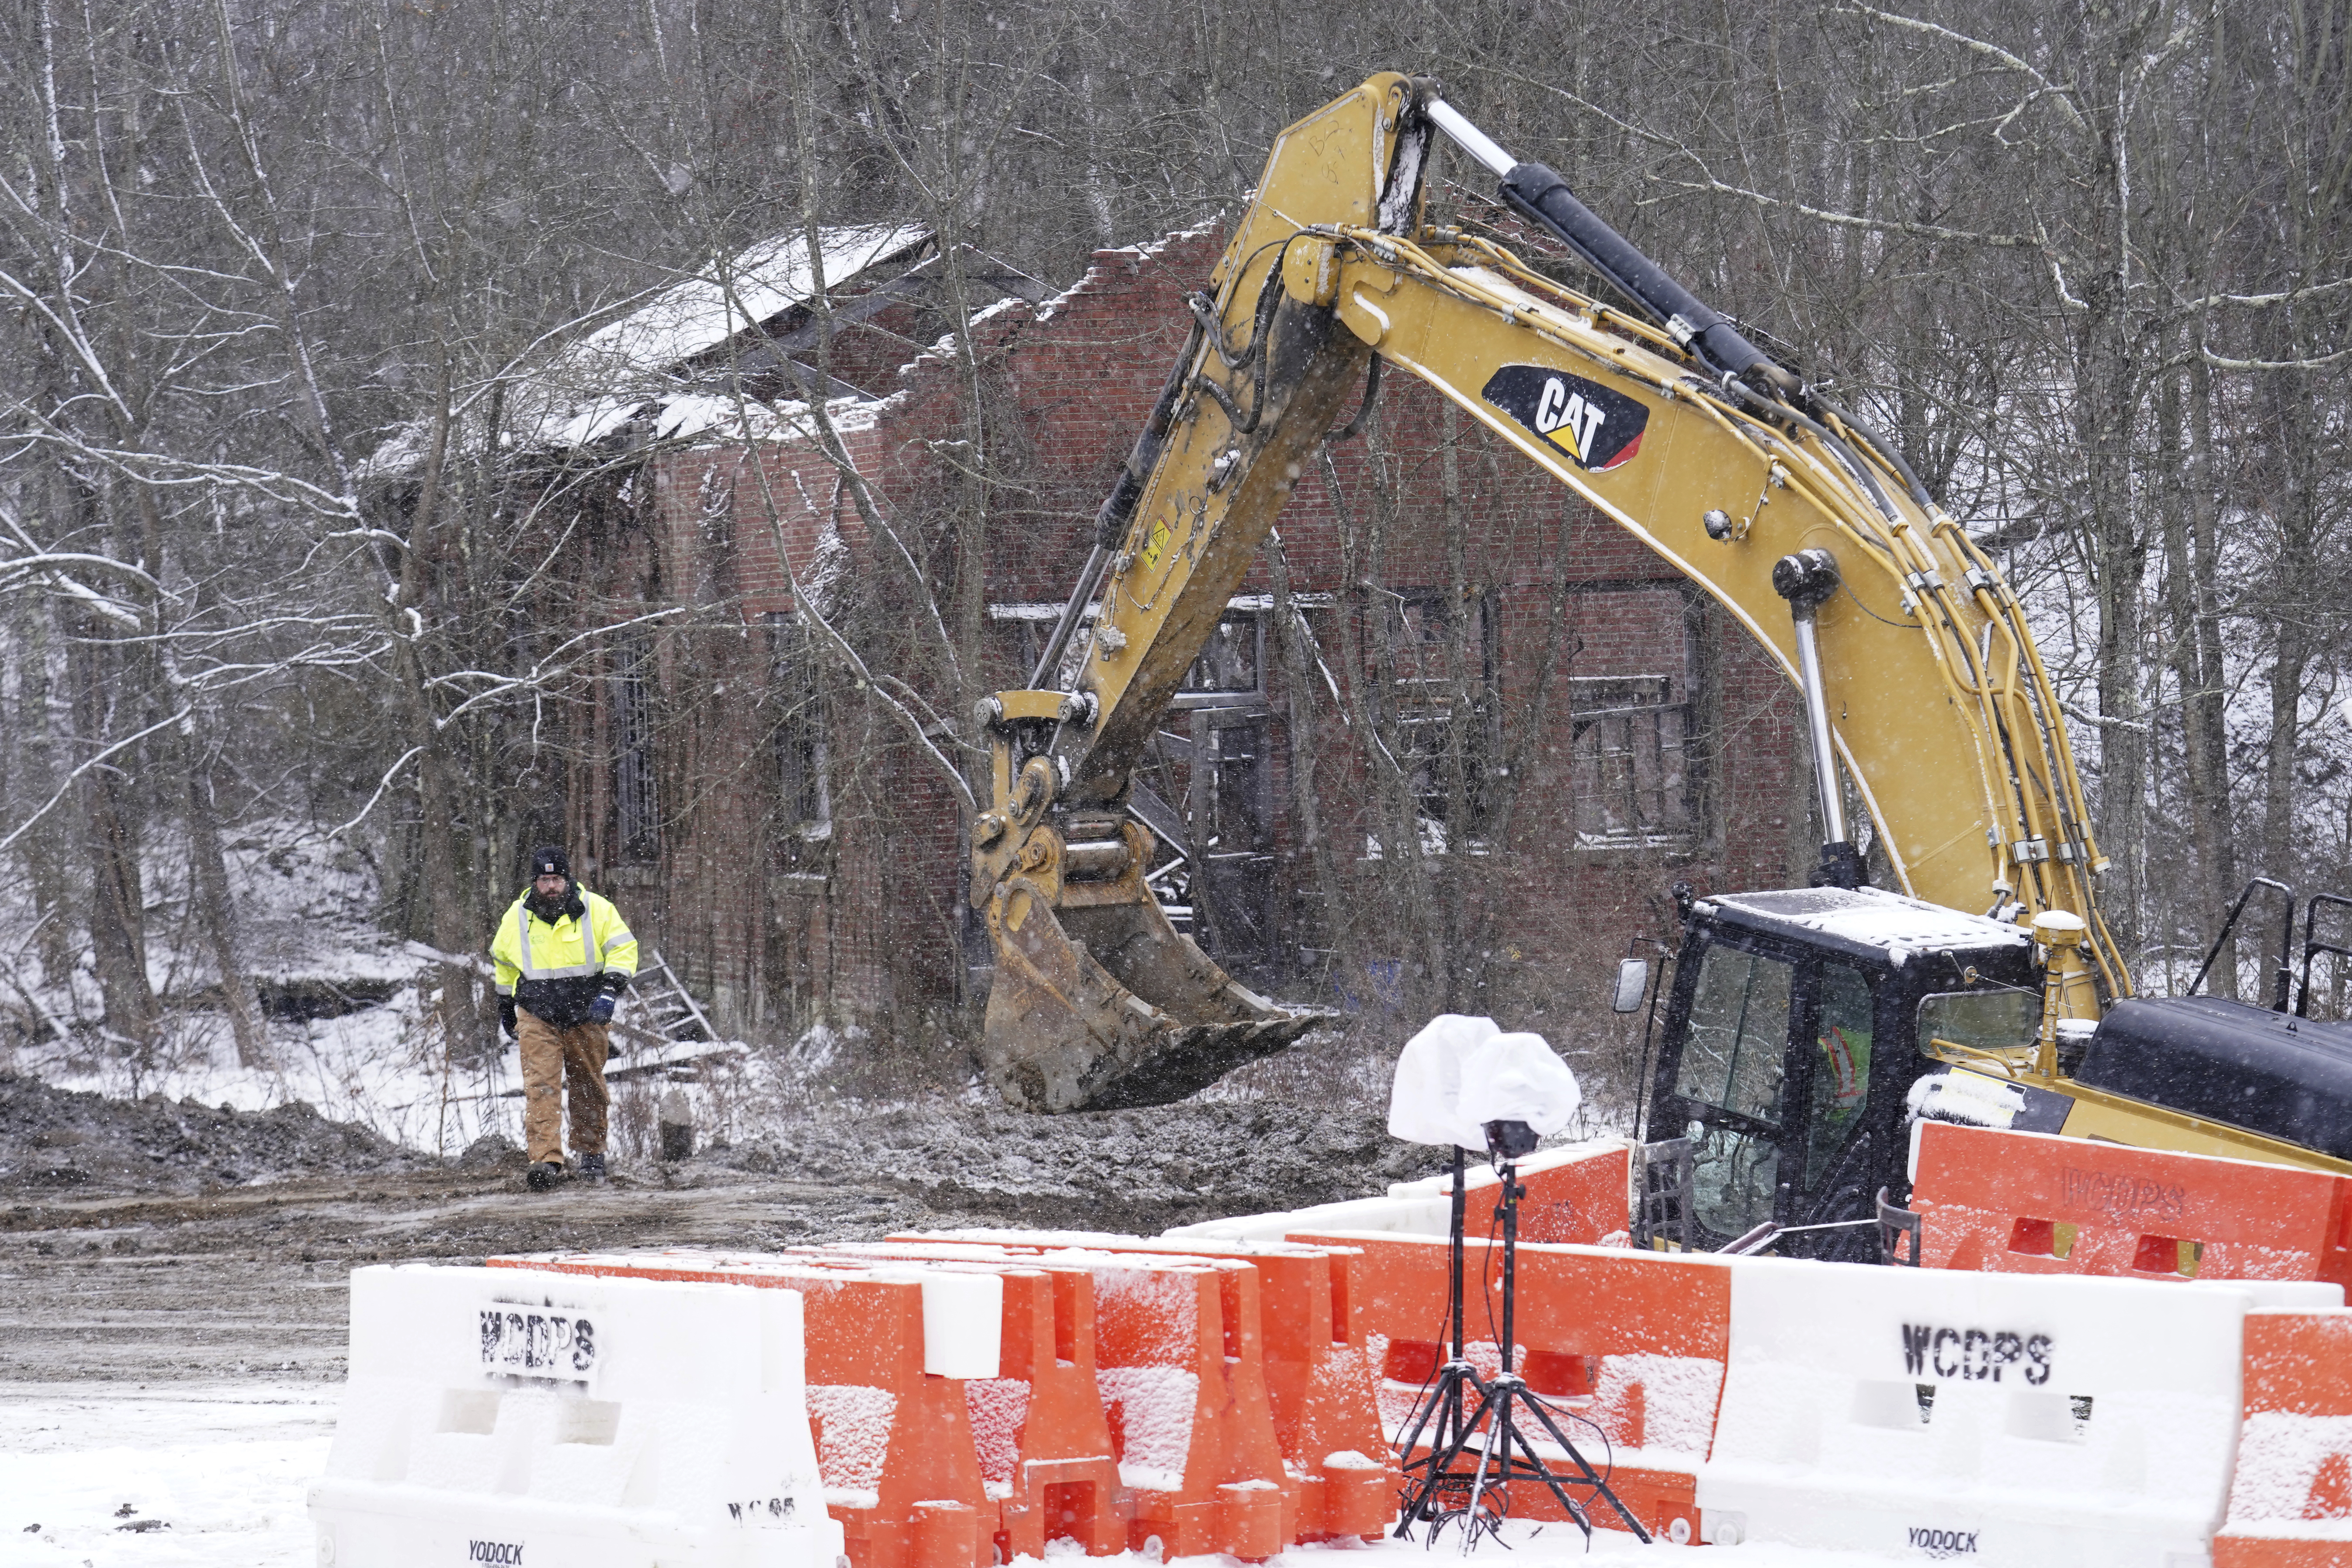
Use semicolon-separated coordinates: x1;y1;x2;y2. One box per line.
1916;989;2039;1060
1674;945;1791;1125
1675;944;1793;1238
1804;961;1873;1189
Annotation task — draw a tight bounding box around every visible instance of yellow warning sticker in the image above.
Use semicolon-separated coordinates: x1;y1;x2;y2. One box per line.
1141;517;1172;574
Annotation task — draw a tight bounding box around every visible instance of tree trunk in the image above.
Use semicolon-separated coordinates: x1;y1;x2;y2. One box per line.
1268;531;1341;985
181;727;266;1067
73;615;157;1058
2159;357;2234;994
2255;317;2321;889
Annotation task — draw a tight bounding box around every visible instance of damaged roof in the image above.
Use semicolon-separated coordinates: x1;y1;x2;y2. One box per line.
518;223;934;449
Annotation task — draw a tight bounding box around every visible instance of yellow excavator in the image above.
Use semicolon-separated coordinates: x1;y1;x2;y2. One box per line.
971;71;2352;1246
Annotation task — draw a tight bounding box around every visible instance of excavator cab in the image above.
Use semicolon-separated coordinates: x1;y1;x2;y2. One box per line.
1645;887;2045;1259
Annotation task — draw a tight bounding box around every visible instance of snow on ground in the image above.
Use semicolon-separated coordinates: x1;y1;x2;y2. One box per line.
1;813;1629;1184
0;1384;1911;1568
0;1384;335;1567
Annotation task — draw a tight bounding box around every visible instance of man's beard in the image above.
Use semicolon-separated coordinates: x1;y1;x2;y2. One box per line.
526;885;581;922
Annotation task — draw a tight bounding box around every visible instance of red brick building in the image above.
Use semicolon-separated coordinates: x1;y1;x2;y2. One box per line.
533;226;1808;1068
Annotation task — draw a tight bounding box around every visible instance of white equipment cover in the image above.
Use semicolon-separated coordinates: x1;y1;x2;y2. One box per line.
1457;1030;1582;1139
1388;1014;1582;1153
1386;1013;1500;1149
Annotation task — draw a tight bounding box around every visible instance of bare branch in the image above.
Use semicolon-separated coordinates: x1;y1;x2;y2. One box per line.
2201;344;2352;372
0;707;194;855
1655;176;2034;248
327;748;425;841
1837;3;2088;134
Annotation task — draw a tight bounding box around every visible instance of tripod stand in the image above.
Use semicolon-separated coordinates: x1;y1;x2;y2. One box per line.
1392;1145;1653;1549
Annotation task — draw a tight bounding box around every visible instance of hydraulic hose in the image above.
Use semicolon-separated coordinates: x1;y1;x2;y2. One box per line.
1425;100;1789;389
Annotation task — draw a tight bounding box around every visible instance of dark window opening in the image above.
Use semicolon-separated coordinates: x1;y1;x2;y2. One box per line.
1179;612;1264;699
1381;588;1497;849
768;614;831;854
613;635;659;860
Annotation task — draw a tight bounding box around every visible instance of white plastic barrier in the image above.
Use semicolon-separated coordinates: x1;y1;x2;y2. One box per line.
310;1264;842;1568
1166;1140;1621;1244
915;1268;1003;1378
1696;1255;2269;1565
1166;1190;1454;1244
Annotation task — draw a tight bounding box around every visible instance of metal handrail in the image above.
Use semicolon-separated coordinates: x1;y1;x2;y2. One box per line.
2299;893;2352;1019
2185;877;2298;1011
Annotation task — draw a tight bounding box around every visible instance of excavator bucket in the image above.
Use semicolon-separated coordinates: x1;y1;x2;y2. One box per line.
980;876;1331;1112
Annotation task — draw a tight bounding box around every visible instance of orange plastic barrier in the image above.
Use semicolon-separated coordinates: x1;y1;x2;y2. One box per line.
2215;1308;2352;1566
807;1241;1300;1559
885;1232;1395;1541
489;1251;1009;1568
1295;1229;1733;1544
1502;1143;1633;1245
791;1248;1124;1562
1168;1140;1632;1249
1910;1121;2352;1287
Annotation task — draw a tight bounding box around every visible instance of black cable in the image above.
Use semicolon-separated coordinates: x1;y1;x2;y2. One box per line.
1326;357;1383;444
1839;577;1917;630
1186;236;1294;435
1524;1385;1617;1497
1467;1169;1632;1537
1481;1177;1505;1355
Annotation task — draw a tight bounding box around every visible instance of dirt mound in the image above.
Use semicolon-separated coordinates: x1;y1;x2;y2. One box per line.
709;1093;1454;1235
0;1072;433;1195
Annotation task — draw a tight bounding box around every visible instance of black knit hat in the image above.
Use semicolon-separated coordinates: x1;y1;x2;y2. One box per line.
529;844;570;881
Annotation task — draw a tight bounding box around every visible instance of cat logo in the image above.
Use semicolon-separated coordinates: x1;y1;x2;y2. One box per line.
1480;365;1648;472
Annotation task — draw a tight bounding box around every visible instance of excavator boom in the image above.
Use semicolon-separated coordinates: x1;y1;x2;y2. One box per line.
974;74;2126;1112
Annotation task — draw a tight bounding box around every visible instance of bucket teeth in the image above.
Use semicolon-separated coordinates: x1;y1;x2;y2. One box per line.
981;877;1331;1112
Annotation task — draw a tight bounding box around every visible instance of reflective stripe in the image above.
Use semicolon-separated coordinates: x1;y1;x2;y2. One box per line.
495;981;515;996
600;930;632;955
514;898;604;982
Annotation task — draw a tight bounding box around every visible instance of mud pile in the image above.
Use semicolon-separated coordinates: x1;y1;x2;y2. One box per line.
0;1072;430;1195
712;1093;1454;1235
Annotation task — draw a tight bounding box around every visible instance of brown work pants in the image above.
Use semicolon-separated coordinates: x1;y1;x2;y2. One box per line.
517;1007;611;1165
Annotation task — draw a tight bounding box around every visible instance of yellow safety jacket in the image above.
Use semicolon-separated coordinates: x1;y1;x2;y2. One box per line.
490;887;639;1027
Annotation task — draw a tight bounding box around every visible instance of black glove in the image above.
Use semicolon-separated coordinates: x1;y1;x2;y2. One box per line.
499;996;518;1038
587;992;616;1024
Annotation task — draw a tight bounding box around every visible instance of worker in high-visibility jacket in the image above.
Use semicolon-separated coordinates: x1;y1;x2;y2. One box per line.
490;844;638;1190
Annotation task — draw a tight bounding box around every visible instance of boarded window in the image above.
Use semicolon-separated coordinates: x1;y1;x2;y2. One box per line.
1569;674;1692;848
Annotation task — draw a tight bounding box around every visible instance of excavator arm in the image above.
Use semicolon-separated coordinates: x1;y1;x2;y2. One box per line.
974;73;2125;1112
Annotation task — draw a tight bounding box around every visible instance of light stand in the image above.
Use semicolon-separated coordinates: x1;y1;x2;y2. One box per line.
1392;1123;1653;1550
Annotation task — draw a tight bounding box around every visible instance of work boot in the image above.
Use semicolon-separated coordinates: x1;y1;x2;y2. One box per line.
525;1161;562;1192
577;1152;607;1183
